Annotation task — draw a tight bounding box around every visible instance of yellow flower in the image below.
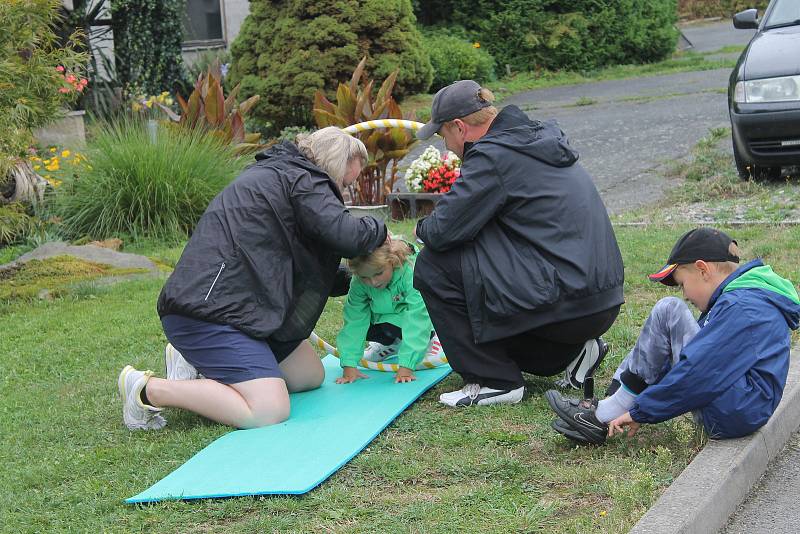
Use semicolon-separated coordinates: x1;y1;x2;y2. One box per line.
61;150;71;158
33;165;41;170
72;158;81;165
473;42;481;48
49;147;57;153
132;102;142;112
599;511;607;517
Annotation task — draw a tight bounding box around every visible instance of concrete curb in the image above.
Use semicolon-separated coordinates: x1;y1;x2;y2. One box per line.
629;347;800;534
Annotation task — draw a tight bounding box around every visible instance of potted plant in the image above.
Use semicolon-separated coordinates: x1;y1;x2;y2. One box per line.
313;57;418;220
388;145;460;220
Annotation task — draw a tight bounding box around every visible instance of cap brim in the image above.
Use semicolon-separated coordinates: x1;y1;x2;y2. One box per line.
648;263;679;286
416;120;442;140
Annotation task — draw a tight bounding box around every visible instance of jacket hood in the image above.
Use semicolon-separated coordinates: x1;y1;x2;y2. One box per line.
473;105;579;167
254;140;323;173
720;259;800;329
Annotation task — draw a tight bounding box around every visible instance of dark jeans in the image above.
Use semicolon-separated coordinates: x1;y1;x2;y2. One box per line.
366;323;403;345
415;247;620;390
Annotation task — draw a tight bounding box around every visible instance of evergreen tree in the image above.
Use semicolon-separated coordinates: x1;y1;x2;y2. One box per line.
229;0;433;132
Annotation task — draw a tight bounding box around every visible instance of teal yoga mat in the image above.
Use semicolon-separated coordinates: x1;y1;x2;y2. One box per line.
126;355;450;503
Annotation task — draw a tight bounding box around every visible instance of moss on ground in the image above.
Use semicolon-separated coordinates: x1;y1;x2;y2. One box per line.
0;255;148;302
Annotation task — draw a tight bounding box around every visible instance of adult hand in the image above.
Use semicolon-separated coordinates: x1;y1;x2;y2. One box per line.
395;366;417;383
608;411;640;437
336;366;369;384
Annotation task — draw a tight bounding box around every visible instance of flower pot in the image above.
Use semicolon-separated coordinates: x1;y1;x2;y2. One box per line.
33;110;86;148
386;192;443;220
347;204;391;222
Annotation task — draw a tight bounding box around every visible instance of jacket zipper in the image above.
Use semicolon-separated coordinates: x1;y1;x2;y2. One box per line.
204;262;226;301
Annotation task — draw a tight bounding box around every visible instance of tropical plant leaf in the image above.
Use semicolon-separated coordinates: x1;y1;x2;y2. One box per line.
205;79;224;127
349;56;367;95
237;94;260;116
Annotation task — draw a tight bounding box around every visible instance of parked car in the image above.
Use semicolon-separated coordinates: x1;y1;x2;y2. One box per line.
729;0;800;180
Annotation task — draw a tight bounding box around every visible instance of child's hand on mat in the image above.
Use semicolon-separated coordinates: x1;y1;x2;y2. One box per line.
395;367;416;383
336;366;369;384
607;411;640;438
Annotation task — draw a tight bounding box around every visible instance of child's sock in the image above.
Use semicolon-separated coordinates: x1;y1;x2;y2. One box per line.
595;385;637;423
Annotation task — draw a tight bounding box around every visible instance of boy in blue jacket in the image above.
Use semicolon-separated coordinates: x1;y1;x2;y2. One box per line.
546;227;800;444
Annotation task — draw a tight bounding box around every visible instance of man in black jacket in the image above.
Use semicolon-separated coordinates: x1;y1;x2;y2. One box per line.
413;80;624;407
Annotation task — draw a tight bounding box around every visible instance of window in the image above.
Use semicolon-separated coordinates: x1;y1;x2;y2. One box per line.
183;0;224;45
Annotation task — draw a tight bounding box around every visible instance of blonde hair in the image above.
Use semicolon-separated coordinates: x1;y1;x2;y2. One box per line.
349;239;412;275
443;88;498;130
710;241;742;275
296;126;368;188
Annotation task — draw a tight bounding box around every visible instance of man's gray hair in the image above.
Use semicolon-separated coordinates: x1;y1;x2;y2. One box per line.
296;126;368;188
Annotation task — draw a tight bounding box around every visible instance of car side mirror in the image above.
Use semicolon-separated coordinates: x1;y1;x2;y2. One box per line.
733;9;759;29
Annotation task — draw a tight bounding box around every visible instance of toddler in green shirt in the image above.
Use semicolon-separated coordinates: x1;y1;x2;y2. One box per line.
336;237;442;384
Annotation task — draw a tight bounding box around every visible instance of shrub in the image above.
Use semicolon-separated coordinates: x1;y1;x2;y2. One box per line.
228;0;433;133
421;28;496;91
413;0;678;73
158;63;265;155
51;120;248;240
313;58;418;205
0;0;87;176
0;204;40;246
110;0;186;97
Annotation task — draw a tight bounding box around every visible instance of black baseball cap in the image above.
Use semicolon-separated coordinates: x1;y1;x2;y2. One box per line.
649;228;739;286
416;80;492;140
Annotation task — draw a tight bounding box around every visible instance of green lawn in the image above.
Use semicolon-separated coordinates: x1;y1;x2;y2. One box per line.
4;216;800;532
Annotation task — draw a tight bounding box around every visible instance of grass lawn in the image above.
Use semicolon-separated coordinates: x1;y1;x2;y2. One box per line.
4;216;800;533
4;129;800;531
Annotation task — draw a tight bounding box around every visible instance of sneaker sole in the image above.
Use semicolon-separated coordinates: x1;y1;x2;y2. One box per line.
551;418;593;444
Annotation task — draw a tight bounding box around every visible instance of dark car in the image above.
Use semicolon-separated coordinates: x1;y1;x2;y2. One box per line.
729;0;800;180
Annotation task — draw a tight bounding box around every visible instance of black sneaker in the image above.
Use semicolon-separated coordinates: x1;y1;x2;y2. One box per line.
545;389;607;445
550;418;592;444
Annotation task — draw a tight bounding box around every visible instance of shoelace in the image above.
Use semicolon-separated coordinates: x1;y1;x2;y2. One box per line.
461;383;481;400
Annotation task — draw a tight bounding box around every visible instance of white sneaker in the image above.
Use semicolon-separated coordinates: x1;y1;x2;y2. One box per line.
426;334;444;359
363;339;401;362
439;383;525;407
118;365;166;431
557;338;608;389
165;343;200;381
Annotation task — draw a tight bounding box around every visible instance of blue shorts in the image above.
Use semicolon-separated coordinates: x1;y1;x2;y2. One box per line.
161;314;303;384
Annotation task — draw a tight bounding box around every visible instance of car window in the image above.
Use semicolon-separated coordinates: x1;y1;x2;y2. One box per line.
764;0;800;28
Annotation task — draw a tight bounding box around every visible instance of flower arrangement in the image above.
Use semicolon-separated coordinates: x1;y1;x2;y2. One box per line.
404;145;461;194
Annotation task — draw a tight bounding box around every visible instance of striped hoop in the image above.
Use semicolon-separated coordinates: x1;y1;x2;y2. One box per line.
308;331;448;372
341;119;425;135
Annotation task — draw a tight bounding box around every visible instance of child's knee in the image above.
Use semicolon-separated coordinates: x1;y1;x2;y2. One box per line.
653;296;687;320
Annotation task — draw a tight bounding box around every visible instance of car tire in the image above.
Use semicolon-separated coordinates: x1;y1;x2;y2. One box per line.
732;139;782;181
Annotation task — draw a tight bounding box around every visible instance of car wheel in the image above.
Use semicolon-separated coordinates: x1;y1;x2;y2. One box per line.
732;140;751;180
732;140;782;181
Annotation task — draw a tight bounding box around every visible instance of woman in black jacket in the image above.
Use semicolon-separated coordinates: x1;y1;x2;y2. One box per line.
118;127;387;430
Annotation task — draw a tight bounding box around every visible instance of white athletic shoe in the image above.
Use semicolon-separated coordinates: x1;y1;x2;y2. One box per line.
363;339;401;362
556;338;608;390
118;365;166;431
164;343;200;381
439;383;525;407
425;334;445;360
